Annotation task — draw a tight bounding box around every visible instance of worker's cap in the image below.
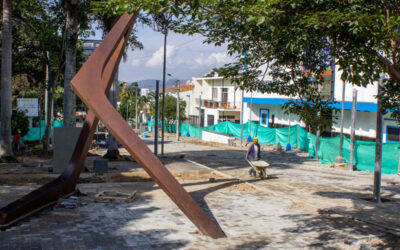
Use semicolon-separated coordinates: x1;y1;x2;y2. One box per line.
253;137;258;142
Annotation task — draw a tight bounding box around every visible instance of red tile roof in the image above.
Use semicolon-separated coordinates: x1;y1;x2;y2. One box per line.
162;84;194;92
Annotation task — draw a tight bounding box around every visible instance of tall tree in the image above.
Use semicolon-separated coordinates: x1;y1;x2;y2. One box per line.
62;0;80;127
0;0;13;156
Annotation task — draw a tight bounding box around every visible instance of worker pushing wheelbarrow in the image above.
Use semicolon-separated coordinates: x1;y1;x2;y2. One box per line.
245;137;270;179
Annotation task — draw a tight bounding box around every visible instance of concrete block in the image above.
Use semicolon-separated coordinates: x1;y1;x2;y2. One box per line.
53;127;82;173
93;158;108;173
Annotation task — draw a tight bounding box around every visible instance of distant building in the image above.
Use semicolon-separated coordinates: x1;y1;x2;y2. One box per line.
242;66;397;142
140;88;150;96
190;76;243;126
83;39;102;56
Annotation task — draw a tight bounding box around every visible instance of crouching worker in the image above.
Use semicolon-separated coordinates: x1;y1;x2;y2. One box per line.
245;137;261;177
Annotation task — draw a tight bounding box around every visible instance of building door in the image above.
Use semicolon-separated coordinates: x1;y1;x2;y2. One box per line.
207;115;215;126
259;109;269;127
200;109;205;127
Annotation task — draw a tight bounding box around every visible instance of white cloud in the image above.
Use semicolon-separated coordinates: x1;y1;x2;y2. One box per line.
131;59;141;67
145;45;176;67
194;52;233;67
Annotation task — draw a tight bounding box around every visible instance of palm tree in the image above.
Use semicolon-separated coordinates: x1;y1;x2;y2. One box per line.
1;0;13;156
62;0;80;127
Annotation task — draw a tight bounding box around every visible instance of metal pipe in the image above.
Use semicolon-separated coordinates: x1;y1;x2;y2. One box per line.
349;89;357;170
176;80;180;141
198;94;201;139
154;80;159;156
240;89;244;147
373;77;383;203
338;80;346;157
135;88;138;129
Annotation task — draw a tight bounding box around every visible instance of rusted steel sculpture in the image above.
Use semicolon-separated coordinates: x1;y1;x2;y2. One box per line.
0;14;225;239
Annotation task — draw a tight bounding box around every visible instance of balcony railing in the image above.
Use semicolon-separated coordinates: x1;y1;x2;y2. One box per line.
195;98;240;110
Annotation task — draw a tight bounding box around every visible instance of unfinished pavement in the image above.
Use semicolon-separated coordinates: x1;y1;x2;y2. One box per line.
0;136;399;249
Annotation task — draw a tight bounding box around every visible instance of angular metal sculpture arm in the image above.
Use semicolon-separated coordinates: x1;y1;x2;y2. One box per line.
71;14;225;239
1;13;225;239
0;14;136;229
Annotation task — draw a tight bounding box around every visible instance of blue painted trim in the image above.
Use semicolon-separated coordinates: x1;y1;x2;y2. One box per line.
244;97;377;112
259;108;269;127
386;125;400;143
384;118;398;121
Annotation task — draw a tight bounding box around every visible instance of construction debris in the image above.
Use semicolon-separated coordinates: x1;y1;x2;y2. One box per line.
94;190;137;203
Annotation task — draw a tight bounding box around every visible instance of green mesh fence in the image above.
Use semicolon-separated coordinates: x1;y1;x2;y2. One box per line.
147;120;399;174
23;120;63;141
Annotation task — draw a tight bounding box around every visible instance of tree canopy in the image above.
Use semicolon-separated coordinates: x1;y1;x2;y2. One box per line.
93;0;400;123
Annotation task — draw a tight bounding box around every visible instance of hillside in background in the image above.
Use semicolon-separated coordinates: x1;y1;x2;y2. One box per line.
134;79;190;90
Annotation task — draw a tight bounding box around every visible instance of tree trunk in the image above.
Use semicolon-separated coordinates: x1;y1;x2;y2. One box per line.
0;0;13;157
62;0;79;127
43;71;55;150
105;72;120;159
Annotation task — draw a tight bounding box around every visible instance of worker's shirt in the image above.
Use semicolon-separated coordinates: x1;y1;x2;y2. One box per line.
254;145;259;160
13;133;21;143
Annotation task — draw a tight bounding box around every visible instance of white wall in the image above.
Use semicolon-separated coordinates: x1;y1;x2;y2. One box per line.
243;103;304;127
334;66;378;103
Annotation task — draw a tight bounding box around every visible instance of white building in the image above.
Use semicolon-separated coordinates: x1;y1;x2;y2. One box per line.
243;66;399;143
190;76;243;126
140;88;150;97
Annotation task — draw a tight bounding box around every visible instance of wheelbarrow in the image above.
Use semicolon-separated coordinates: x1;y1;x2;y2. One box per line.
246;160;270;179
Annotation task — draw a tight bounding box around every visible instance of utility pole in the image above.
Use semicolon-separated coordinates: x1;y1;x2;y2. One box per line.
154;80;160;156
135;88;138;129
336;80;346;163
176;80;180;141
240;89;244;147
161;32;167;155
349;89;358;170
248;92;253;141
45;51;49;127
373;77;383;203
198;94;202;139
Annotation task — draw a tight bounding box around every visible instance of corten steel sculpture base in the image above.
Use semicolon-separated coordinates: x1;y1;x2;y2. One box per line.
0;14;225;239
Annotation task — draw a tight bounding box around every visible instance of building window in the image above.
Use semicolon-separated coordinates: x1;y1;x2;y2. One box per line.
387;126;400;142
212;88;218;99
221;88;228;105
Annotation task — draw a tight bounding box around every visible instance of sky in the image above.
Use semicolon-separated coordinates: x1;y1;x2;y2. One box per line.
107;23;234;83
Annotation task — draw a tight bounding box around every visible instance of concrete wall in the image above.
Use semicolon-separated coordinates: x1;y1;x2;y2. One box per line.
202;130;235;144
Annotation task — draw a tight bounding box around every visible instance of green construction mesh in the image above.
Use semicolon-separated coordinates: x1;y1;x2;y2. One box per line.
146;120;399;174
23;120;63;141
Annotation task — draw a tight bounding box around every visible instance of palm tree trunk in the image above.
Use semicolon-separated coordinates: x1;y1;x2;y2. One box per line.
0;0;13;156
62;0;79;127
